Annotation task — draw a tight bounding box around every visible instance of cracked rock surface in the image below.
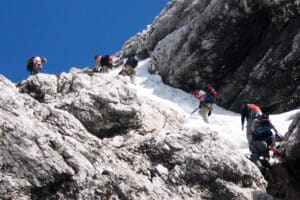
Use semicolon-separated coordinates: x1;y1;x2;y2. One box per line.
0;72;270;199
122;0;300;113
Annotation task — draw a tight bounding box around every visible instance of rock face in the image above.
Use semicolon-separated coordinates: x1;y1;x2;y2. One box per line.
279;111;300;200
17;70;141;138
0;72;270;199
122;0;300;113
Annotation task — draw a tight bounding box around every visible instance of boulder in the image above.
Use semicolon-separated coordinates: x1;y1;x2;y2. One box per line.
18;71;141;138
280;111;300;199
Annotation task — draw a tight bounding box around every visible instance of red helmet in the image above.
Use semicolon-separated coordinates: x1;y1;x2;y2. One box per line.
208;85;214;92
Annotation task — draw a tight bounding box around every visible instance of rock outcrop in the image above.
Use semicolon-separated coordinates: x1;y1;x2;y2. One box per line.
279;111;300;199
0;71;269;199
17;70;141;138
122;0;300;113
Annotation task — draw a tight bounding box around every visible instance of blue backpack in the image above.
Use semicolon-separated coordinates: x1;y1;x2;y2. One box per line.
252;126;273;141
204;93;215;104
125;57;138;68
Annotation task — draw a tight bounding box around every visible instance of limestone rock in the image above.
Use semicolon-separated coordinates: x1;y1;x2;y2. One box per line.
18;72;141;138
122;0;300;113
0;73;270;199
138;129;269;199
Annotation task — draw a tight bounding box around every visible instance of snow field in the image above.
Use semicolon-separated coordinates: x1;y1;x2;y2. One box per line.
114;59;299;155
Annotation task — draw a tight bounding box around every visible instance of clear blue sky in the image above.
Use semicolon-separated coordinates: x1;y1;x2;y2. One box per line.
0;0;169;82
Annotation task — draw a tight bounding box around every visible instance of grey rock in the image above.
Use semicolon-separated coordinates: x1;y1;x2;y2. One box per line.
138;129;269;199
122;0;300;113
0;72;270;199
18;72;141;138
279;111;300;199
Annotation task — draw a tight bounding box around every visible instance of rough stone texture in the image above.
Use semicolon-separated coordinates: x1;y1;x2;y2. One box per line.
138;97;185;133
18;71;141;138
138;130;269;199
0;72;270;199
122;0;300;113
279;111;300;200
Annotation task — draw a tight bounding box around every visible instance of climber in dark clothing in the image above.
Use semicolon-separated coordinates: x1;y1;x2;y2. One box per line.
251;113;281;158
100;55;113;73
119;56;138;84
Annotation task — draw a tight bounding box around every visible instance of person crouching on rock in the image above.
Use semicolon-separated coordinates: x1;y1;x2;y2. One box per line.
251;113;281;158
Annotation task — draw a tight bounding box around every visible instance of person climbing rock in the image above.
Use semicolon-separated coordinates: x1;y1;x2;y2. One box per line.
251;113;281;158
119;56;138;84
26;56;47;75
193;86;218;123
100;55;113;73
241;101;262;148
93;54;102;72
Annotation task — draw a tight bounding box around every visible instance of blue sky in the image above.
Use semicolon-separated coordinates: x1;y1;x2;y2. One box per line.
0;0;169;82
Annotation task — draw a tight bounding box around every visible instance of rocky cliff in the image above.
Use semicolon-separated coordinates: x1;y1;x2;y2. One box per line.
122;0;300;113
0;71;270;199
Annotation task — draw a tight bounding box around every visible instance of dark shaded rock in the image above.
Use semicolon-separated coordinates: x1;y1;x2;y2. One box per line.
279;111;300;199
122;0;300;113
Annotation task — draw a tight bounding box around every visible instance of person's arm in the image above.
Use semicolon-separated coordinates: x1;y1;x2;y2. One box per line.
250;119;256;133
241;108;246;130
269;121;278;134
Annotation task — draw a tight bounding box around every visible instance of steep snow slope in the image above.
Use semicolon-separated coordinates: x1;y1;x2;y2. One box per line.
117;59;300;155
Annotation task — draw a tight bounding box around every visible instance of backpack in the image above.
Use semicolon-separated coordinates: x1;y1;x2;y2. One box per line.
100;55;112;67
204;90;216;104
125;57;138;68
26;57;35;72
252;126;273;141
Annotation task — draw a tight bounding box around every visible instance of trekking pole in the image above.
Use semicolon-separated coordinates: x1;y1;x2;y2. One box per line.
190;107;199;115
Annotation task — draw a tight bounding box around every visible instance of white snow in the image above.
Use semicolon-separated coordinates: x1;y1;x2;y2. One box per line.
113;58;300;155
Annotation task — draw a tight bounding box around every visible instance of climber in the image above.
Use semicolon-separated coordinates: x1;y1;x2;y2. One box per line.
26;56;47;75
241;101;262;148
100;55;113;73
251;113;281;158
193;86;218;123
93;54;102;72
119;56;138;84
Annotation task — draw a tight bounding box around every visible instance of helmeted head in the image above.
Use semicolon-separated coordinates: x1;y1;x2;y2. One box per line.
199;90;206;100
255;112;263;119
